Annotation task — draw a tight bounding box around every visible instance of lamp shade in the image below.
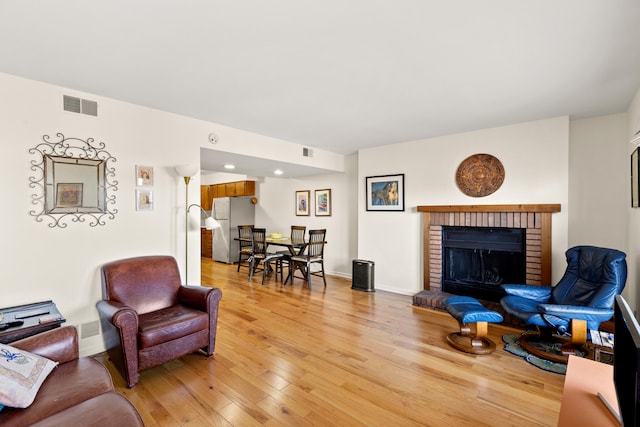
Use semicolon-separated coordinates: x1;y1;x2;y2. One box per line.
175;164;199;178
204;216;221;230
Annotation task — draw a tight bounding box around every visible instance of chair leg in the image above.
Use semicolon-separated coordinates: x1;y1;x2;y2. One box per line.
560;319;587;355
446;320;496;354
321;261;326;287
286;260;302;285
261;260;267;285
248;259;255;282
306;262;312;289
278;259;284;281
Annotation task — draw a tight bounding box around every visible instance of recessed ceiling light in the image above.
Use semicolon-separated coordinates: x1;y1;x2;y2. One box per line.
224;164;235;170
274;169;284;175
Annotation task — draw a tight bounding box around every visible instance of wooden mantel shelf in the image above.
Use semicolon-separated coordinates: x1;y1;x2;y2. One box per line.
417;204;561;213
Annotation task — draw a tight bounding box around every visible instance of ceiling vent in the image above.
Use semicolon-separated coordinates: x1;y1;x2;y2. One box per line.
303;147;313;157
63;95;98;116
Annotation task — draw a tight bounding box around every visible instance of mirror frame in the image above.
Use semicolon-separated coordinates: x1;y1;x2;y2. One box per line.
29;133;118;227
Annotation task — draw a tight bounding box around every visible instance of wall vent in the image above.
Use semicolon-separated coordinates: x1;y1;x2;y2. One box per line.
80;320;100;339
303;147;313;157
63;95;98;116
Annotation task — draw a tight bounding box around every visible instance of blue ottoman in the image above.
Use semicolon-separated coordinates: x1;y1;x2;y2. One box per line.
444;296;504;354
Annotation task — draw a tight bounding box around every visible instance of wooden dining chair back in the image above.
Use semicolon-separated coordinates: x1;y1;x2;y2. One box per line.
237;225;254;272
249;227;284;284
277;225;307;265
287;229;327;289
290;225;306;245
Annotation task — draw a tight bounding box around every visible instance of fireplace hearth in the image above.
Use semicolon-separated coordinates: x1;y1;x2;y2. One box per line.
442;227;525;302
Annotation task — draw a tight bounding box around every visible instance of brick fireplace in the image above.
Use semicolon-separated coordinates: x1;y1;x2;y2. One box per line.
413;204;561;315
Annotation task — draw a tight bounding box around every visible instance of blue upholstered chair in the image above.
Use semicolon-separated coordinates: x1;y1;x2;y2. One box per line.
500;245;627;363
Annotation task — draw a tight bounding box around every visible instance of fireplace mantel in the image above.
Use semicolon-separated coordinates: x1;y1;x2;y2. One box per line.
418;204;561;291
417;204;561;213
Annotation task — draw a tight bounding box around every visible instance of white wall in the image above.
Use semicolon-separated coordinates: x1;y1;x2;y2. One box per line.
358;117;570;295
0;72;345;355
627;88;640;312
568;115;628;249
201;172;248;185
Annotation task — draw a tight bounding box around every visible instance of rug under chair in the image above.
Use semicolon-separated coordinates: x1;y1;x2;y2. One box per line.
502;333;588;375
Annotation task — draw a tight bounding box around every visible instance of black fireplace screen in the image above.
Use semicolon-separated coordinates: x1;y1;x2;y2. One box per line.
442;226;525;302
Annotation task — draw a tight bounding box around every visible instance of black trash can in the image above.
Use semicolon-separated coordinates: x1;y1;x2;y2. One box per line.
352;259;375;292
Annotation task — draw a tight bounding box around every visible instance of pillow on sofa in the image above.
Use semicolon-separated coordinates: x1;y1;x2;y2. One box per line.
0;343;58;408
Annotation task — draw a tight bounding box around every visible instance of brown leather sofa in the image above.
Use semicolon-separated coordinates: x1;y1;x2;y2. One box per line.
0;326;144;426
97;255;223;388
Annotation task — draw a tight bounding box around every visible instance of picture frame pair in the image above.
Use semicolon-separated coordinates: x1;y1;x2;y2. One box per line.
296;189;332;216
135;165;154;211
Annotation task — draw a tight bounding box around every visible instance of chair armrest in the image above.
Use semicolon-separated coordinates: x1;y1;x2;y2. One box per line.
10;326;79;363
178;285;222;312
96;300;139;330
96;300;140;387
537;304;614;323
502;284;552;302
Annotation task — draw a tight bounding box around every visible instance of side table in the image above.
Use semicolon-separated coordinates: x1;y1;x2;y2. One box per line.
0;300;66;343
587;329;614;364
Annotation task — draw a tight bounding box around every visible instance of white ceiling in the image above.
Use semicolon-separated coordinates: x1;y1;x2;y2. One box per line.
1;1;640;175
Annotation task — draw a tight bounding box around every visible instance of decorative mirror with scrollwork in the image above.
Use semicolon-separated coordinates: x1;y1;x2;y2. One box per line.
29;133;118;227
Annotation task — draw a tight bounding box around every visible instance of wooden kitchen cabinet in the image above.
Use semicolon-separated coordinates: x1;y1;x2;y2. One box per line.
209;180;255;200
209;184;219;200
200;186;212;210
201;228;212;258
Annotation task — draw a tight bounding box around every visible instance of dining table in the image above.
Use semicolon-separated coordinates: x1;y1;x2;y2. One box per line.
265;236;307;255
235;234;310;282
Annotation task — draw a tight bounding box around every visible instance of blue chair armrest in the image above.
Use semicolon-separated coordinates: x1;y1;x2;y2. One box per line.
502;284;551;302
537;304;614;323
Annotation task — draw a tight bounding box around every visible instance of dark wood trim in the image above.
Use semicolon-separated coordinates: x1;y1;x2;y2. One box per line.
423;212;431;290
541;212;553;285
417;204;561;213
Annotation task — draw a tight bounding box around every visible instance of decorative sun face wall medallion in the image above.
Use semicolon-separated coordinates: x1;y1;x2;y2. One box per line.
455;153;505;197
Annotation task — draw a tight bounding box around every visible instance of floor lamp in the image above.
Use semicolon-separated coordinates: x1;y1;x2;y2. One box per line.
175;164;217;285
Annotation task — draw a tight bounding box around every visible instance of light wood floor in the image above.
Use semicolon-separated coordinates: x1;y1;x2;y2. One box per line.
94;258;565;427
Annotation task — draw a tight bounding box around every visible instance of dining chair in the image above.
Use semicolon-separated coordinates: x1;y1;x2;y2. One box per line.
237;225;254;272
276;225;307;271
249;227;284;284
286;229;327;289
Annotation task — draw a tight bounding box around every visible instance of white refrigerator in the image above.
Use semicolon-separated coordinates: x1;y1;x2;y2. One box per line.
212;196;255;263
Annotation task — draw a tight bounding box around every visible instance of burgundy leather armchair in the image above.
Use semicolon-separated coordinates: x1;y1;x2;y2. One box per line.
96;255;222;388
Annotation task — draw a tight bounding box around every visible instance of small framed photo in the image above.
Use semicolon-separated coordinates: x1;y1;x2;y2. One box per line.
136;165;153;186
315;189;331;216
295;190;310;216
56;183;83;208
366;174;404;211
136;189;154;211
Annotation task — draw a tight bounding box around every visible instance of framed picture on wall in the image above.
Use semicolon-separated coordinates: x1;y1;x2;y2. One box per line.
135;165;153;186
366;174;404;211
295;190;310;216
136;189;154;211
632;148;639;208
315;189;331;216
